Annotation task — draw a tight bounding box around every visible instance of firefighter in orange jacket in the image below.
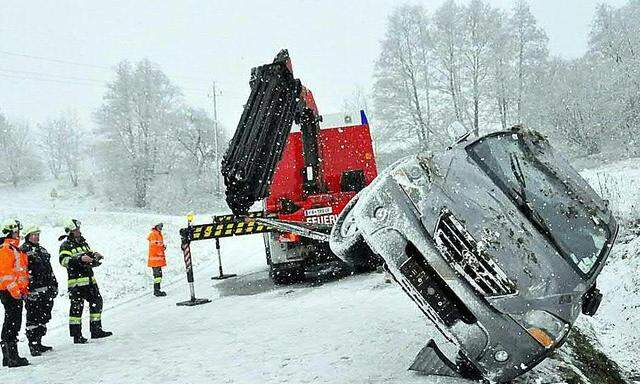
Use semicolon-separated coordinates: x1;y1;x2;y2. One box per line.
148;223;167;297
0;219;30;367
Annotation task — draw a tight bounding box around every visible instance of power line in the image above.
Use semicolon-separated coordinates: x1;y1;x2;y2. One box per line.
0;68;211;93
0;50;109;70
0;73;101;87
0;50;213;83
0;68;104;84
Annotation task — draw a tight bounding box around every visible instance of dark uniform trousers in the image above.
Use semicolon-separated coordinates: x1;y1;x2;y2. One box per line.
68;280;103;337
152;267;163;290
60;236;105;337
0;291;22;343
22;239;58;343
25;291;55;340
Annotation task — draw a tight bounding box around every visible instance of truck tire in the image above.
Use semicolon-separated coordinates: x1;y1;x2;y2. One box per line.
330;194;378;272
269;262;305;285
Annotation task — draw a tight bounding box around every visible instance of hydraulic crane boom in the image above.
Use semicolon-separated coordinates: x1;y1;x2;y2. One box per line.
221;49;325;215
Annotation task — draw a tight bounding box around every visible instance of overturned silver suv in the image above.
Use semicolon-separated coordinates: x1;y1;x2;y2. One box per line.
329;127;618;382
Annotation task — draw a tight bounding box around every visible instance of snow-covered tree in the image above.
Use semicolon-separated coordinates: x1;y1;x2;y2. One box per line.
373;5;448;151
490;17;514;130
432;0;466;127
173;107;221;178
39;111;84;186
460;0;501;134
542;58;608;155
509;0;549;124
588;2;640;156
0;113;43;186
95;59;182;208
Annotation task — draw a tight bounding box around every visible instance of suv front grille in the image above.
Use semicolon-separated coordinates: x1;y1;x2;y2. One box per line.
434;210;516;297
399;242;476;327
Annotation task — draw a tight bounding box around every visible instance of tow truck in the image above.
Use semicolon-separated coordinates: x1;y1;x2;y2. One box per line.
184;49;379;284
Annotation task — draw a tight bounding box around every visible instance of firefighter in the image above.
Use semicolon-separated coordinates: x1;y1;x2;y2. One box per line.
0;219;29;367
59;219;112;344
147;223;167;297
21;224;58;356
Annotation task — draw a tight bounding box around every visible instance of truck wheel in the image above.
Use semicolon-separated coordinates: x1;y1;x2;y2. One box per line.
269;263;305;285
330;194;378;271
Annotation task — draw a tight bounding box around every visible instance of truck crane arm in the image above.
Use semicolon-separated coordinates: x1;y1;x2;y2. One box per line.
221;49;324;215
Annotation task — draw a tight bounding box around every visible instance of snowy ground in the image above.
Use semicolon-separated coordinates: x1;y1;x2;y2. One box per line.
1;158;639;383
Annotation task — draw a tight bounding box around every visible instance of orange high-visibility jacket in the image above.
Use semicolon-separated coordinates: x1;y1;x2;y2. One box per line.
147;229;166;268
0;238;29;299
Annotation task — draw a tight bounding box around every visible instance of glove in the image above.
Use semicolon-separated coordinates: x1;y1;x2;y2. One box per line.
26;291;39;301
91;252;104;267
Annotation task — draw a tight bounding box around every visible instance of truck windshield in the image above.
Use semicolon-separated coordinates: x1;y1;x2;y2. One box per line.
467;132;611;277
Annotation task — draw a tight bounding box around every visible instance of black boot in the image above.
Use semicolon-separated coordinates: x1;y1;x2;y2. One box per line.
38;327;53;352
73;335;88;344
154;282;167;297
28;340;41;357
90;320;113;339
91;329;113;339
3;342;29;367
38;342;53;353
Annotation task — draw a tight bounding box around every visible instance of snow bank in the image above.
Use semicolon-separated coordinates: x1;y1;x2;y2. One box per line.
580;157;640;222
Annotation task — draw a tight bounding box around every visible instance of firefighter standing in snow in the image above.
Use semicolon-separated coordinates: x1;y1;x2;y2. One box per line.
21;225;58;356
59;219;112;343
148;223;167;297
0;219;30;367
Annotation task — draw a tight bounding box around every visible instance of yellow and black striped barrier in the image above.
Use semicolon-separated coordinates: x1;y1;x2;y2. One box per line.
189;211;274;241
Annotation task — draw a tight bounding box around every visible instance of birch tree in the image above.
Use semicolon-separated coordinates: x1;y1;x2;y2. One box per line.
373;5;442;150
509;0;548;124
432;0;466;126
460;0;501;135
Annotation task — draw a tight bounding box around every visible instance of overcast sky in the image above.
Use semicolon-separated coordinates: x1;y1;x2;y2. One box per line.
0;0;628;133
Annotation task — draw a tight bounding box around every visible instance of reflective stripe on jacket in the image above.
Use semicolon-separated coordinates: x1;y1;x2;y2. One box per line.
147;229;166;268
59;236;95;283
0;238;29;299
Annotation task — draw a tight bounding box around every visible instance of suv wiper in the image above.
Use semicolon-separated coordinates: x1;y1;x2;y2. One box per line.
509;153;529;206
508;153;564;254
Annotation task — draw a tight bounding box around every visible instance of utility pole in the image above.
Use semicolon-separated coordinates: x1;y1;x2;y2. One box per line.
212;81;221;195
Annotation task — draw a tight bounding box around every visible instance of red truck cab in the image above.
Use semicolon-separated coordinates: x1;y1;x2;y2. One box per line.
263;110;378;283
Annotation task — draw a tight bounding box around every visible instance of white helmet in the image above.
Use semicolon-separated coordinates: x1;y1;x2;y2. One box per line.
64;219;81;233
1;219;22;236
23;224;41;237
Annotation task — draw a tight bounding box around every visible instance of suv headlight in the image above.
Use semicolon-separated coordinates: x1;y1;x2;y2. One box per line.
392;163;430;209
516;310;570;348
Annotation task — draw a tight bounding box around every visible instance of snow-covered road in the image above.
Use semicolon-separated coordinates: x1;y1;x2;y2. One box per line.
7;261;467;384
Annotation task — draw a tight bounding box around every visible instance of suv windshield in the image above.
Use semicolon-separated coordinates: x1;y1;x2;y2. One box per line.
467;132;612;277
